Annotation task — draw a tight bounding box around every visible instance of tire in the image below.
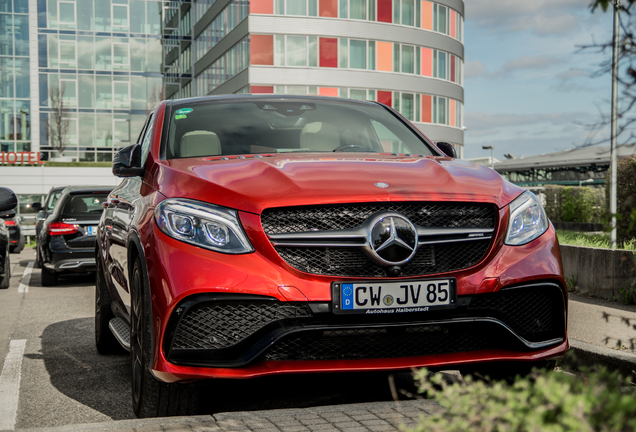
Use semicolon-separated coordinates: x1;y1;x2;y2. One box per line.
0;252;10;289
34;247;42;268
11;236;24;254
130;257;200;417
41;265;58;287
95;253;125;354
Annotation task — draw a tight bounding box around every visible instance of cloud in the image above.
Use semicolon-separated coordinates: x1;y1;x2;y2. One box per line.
502;55;565;72
556;68;592;80
464;111;595;132
466;0;593;36
464;60;487;78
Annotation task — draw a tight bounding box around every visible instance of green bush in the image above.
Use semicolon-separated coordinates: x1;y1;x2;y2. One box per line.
544;185;605;224
613;156;636;245
409;367;636;432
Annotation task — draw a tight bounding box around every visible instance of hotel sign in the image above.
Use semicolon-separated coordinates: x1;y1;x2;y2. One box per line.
0;152;45;165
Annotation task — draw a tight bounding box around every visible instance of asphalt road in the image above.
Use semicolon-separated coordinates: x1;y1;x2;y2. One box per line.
0;248;418;430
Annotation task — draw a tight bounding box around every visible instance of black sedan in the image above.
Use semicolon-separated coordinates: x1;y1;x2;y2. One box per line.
33;186;66;267
38;186;113;286
0;188;17;289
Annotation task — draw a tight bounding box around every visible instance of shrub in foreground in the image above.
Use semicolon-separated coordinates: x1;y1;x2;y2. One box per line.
408;367;636;432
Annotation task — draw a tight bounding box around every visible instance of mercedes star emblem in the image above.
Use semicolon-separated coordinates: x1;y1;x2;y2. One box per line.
367;213;418;266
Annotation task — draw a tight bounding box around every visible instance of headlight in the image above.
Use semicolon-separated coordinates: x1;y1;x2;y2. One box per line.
154;198;254;254
505;191;549;246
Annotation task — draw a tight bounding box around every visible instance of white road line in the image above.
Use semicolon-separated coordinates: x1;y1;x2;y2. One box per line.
0;339;27;430
17;262;34;293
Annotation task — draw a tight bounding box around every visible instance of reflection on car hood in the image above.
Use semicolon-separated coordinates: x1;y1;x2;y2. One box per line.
155;154;524;214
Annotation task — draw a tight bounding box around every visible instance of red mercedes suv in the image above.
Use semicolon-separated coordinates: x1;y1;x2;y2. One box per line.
96;95;568;417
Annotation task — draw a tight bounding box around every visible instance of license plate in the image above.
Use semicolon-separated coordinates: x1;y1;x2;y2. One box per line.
86;226;98;235
332;279;456;315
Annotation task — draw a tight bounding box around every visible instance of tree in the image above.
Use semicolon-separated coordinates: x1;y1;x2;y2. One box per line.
582;1;636;144
46;83;70;157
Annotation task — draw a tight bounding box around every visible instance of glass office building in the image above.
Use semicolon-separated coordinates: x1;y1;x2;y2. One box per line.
33;0;192;161
2;0;462;161
191;0;465;154
0;0;30;155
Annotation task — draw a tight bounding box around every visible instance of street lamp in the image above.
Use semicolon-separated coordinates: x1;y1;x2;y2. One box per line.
482;146;494;169
609;0;620;249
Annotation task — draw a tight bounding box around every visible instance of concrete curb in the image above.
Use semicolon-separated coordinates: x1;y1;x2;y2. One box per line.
3;415;216;432
565;339;636;377
7;400;438;432
214;399;436;420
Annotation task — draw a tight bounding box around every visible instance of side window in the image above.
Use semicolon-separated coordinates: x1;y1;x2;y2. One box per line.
139;114;154;165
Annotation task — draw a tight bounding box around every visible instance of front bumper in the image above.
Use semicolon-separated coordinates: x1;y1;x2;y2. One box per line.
164;282;566;369
143;214;567;382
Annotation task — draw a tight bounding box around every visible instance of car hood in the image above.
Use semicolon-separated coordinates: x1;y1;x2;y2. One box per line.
154;154;524;214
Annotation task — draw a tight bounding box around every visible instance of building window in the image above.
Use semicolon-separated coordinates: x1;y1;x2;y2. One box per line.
433;49;447;79
433;3;448;35
274;35;318;67
349;39;366;69
59;1;76;25
339;0;374;20
60;79;77;104
59;40;77;67
112;4;129;28
113;118;130;145
391;0;416;25
112;43;129;66
113;81;130;108
275;0;318;16
195;0;249;61
163;6;179;30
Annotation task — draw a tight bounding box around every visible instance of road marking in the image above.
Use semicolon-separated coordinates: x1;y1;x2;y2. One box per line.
17;262;34;293
0;339;26;430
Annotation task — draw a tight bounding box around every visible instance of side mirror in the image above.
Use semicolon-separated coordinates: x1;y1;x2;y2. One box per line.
0;209;16;220
0;188;17;212
36;210;47;221
113;144;144;178
436;142;457;159
31;202;42;212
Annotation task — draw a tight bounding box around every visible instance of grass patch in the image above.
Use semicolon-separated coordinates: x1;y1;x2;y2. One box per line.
556;230;636;251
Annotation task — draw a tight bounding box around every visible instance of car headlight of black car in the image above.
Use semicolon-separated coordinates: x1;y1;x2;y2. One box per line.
155;198;254;254
505;191;549;246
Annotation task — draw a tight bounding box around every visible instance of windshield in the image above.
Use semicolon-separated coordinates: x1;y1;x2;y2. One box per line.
165;99;436;159
61;194;109;217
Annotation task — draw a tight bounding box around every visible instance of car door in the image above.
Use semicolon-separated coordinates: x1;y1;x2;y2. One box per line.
105;112;155;316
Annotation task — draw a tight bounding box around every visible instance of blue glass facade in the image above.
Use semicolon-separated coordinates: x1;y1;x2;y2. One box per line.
35;0;192;161
0;0;31;153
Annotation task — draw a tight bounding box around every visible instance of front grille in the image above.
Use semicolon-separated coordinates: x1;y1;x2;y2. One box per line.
261;202;497;278
166;284;565;367
276;241;489;277
261;202;496;234
171;301;312;350
262;322;517;361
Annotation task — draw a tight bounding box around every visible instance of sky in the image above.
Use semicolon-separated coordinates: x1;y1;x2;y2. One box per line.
462;0;616;160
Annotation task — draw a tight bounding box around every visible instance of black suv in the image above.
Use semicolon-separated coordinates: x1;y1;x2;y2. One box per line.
38;186;113;286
